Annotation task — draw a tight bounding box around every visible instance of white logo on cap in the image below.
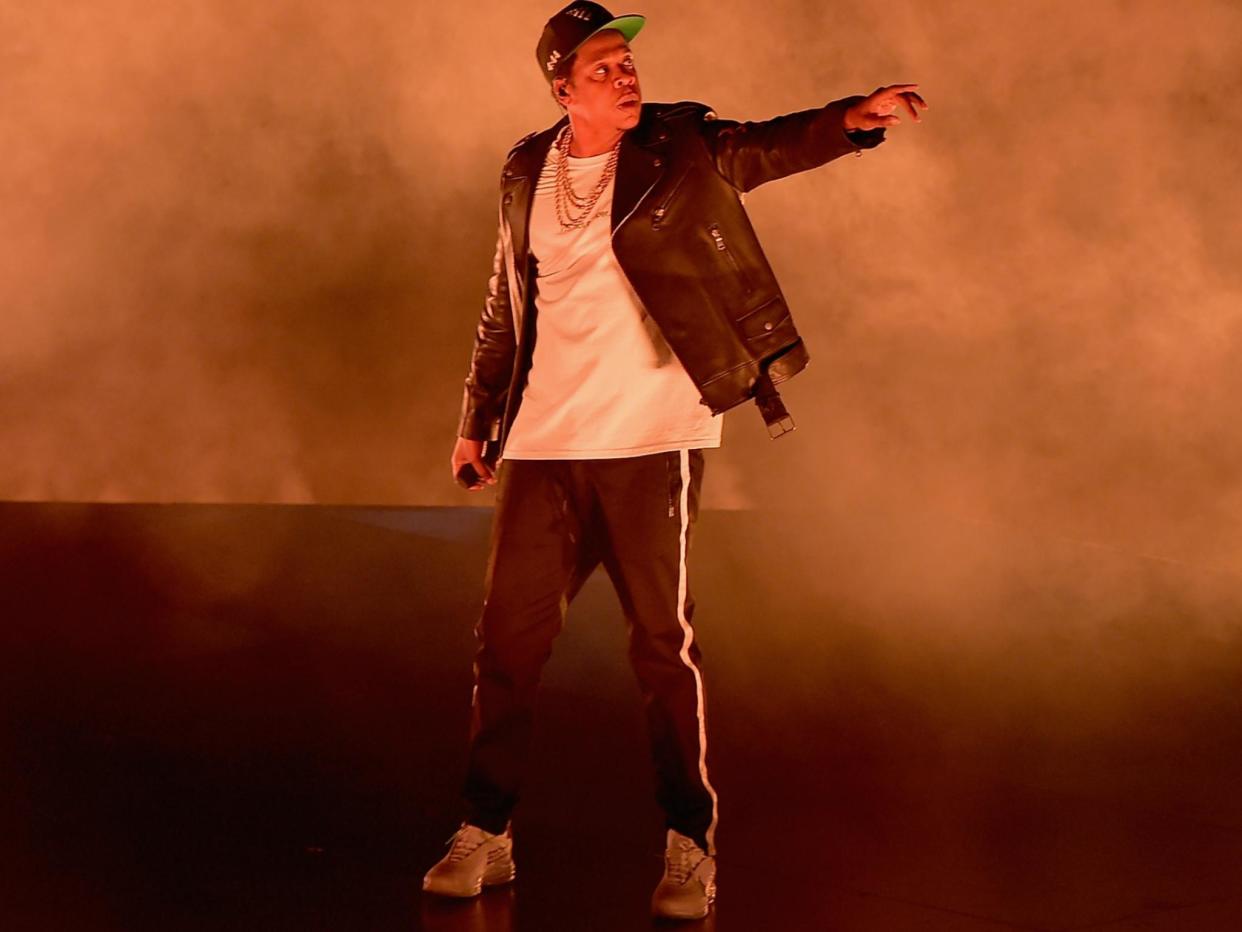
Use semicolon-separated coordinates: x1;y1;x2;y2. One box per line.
567;6;592;19
545;49;562;72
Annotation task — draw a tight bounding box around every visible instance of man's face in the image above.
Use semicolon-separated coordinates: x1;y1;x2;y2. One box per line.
557;30;641;131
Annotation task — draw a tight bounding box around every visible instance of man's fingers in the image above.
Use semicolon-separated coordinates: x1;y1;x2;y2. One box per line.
450;456;495;490
471;456;497;484
863;86;928;127
455;461;494;491
871;84;921;105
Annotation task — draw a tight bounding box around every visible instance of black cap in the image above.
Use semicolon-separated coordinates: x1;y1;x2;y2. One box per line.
536;2;645;84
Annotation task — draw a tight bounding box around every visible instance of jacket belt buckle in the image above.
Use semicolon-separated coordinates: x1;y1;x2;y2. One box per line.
765;414;796;439
756;395;796;439
755;371;796;438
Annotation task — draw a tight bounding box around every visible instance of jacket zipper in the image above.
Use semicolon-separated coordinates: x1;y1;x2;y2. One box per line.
651;168;690;228
611;163;661;244
709;224;753;294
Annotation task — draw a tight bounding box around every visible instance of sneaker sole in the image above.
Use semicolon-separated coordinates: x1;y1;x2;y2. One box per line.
422;861;515;898
484;862;516;886
652;885;714;920
652;903;711;920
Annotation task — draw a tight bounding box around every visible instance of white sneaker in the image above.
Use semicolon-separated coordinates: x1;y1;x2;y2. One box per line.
422;823;515;897
651;829;716;920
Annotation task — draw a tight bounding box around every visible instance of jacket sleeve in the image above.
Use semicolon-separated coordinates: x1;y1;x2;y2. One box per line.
456;212;517;441
701;95;886;193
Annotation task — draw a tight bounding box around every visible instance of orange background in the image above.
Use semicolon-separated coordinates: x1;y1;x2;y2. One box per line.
3;0;1239;576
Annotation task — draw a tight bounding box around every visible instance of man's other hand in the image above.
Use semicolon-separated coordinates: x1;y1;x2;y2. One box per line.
843;84;928;131
451;437;497;491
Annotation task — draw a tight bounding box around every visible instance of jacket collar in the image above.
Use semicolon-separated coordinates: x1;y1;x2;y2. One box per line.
501;106;673;265
507;105;670;175
612;106;671;231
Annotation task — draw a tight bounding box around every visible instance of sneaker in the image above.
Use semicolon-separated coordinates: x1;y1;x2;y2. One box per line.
422;823;515;897
651;829;716;920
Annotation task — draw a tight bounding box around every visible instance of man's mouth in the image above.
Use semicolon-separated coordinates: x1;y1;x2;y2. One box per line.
618;94;639;108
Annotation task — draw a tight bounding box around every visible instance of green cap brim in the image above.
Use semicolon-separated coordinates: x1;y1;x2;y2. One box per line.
572;14;645;57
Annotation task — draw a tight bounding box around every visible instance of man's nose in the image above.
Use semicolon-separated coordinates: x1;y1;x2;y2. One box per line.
615;72;635;87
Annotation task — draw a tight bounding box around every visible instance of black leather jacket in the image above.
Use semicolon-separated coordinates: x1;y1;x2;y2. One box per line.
458;96;885;455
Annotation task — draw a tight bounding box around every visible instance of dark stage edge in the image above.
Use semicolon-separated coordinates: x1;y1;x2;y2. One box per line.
2;501;1241;931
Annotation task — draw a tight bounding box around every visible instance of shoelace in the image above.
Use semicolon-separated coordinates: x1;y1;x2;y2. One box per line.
666;839;706;885
444;827;486;863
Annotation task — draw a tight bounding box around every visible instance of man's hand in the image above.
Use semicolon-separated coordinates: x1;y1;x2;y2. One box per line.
451;436;497;491
843;84;928;131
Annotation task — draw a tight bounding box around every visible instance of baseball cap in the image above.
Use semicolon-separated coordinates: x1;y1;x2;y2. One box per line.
536;2;645;84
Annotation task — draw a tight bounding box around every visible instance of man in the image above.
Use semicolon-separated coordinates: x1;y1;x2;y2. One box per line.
423;1;926;920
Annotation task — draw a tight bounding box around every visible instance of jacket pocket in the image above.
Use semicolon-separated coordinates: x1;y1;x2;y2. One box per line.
707;223;754;295
735;296;795;344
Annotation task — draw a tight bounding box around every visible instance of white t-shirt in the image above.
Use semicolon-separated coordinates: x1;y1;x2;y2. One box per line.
503;143;723;460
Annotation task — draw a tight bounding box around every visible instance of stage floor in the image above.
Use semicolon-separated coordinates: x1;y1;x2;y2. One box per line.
2;501;1240;931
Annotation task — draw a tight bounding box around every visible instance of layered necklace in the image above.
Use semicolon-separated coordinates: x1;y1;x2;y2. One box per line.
553;124;621;232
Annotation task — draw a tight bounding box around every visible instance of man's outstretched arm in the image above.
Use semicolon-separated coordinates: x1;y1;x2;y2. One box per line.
704;84;928;193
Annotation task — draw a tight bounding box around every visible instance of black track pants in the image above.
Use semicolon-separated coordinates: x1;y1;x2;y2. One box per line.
461;449;718;855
